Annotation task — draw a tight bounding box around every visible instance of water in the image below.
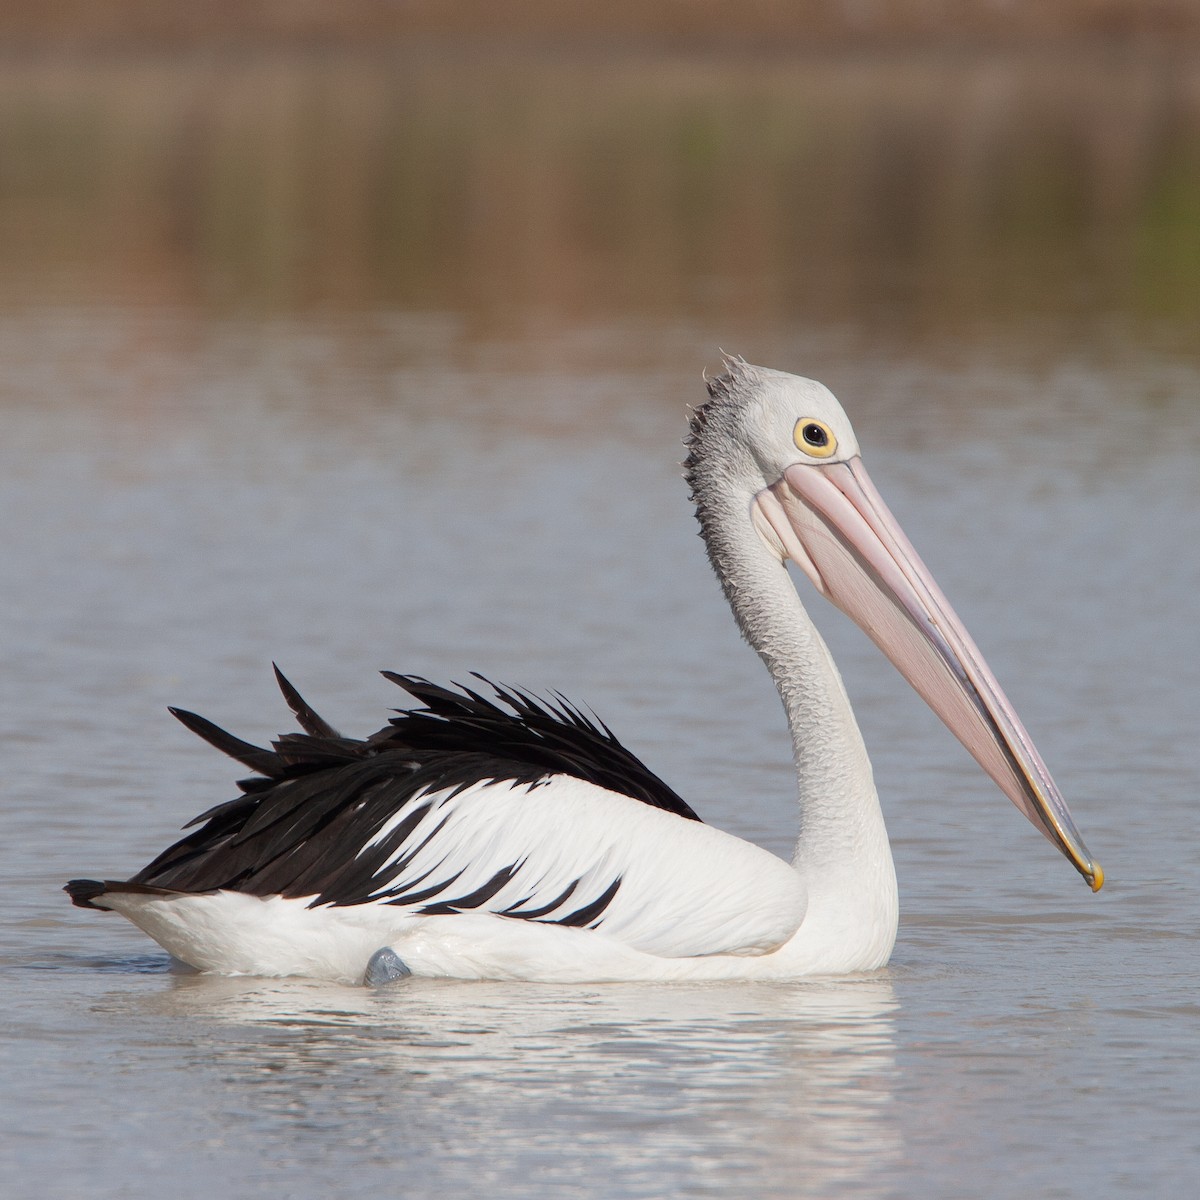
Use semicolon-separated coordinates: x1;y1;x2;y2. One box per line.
2;48;1200;1199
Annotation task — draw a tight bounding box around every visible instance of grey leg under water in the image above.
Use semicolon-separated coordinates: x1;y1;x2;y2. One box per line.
364;947;412;987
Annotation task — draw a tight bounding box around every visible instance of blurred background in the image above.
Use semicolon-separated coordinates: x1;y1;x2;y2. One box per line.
2;5;1199;361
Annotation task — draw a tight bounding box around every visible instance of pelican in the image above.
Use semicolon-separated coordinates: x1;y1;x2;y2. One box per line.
66;361;1102;984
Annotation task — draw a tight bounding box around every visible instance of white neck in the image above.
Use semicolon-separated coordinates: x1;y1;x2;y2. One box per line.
702;492;899;973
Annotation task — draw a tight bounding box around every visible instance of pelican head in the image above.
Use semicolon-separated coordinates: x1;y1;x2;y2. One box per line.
692;359;1102;891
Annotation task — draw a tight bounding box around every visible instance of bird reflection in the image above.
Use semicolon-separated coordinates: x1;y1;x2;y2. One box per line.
116;972;902;1197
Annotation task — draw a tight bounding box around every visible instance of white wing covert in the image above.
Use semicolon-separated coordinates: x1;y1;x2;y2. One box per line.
351;775;806;958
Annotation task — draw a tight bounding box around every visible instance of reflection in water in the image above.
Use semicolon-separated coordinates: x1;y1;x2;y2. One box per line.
111;973;900;1197
1;51;1199;355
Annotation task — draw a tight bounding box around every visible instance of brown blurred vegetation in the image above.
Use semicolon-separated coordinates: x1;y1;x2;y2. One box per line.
1;49;1197;355
1;0;1199;50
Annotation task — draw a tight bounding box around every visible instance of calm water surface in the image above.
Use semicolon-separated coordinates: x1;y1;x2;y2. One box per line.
2;49;1199;1199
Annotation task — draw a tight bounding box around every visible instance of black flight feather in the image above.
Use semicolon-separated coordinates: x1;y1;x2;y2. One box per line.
66;669;699;919
272;663;341;739
166;707;283;778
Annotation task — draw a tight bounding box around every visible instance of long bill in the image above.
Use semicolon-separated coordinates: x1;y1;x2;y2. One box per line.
752;456;1103;891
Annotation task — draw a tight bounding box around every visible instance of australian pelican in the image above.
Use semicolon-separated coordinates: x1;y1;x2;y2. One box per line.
66;361;1102;984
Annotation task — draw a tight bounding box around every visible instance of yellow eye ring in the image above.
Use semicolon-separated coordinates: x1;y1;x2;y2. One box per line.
794;419;837;458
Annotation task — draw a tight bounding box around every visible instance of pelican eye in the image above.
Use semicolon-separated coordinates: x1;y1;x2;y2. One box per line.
794;419;837;458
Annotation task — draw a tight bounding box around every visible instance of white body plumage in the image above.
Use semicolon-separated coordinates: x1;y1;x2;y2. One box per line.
94;771;898;984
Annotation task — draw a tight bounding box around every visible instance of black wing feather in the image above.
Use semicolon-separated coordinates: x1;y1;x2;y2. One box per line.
166;707;283;777
70;669;700;914
272;663;340;738
380;672;699;818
